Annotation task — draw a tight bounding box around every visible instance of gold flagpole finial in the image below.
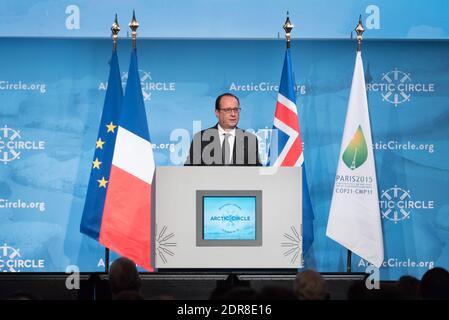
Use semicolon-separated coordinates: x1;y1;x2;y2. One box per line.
283;11;294;49
129;10;139;49
355;15;364;52
111;14;120;52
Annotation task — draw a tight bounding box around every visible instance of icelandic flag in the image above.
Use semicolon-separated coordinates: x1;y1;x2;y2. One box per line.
99;48;155;271
80;51;123;240
268;47;315;257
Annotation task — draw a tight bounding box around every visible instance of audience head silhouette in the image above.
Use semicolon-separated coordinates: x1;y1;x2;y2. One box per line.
421;267;449;300
294;269;328;300
109;257;142;299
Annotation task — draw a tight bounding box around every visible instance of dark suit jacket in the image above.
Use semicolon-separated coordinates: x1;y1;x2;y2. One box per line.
184;124;261;166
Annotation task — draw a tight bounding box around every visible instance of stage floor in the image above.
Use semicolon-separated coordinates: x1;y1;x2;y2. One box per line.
0;272;366;300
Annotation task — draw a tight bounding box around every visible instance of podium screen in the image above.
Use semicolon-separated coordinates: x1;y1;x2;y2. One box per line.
203;196;256;240
196;190;262;246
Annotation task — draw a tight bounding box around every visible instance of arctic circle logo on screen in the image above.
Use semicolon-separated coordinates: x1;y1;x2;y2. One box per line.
211;203;250;234
0;244;45;272
366;68;435;107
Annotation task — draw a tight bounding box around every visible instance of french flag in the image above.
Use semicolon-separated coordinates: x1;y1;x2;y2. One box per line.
100;48;155;271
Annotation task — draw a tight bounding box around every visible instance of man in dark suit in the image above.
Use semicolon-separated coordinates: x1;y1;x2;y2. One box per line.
185;93;261;166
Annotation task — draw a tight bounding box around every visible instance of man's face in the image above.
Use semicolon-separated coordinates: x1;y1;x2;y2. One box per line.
215;95;240;130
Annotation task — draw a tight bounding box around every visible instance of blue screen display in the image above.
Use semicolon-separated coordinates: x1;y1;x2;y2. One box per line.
203;196;256;240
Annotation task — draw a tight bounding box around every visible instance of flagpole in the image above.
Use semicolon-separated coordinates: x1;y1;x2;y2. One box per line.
345;16;365;274
283;12;301;268
103;15;120;275
346;250;352;273
355;15;364;53
283;11;293;49
112;14;120;52
129;10;139;49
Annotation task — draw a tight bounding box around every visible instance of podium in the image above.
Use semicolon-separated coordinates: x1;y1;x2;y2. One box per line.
154;167;302;269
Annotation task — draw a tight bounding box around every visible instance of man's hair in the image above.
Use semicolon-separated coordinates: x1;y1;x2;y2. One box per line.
108;257;142;296
215;93;240;110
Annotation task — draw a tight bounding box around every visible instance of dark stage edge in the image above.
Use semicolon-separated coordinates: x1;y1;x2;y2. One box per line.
0;272;367;300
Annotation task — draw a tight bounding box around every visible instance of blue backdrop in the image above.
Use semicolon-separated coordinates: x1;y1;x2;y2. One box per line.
0;38;448;280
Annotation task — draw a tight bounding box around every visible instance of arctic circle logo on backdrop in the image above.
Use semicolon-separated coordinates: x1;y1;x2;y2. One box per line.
0;126;46;164
229;81;306;95
0;199;46;212
0;80;47;94
358;258;434;269
379;185;434;223
98;69;176;101
366;68;435;106
373;140;434;154
0;244;45;272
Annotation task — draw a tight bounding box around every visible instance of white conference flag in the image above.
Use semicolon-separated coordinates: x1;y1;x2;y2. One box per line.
326;51;384;268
